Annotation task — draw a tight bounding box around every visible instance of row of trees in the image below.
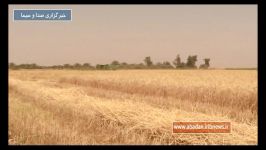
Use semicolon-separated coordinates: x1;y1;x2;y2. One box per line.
172;55;210;69
143;55;210;69
9;54;210;70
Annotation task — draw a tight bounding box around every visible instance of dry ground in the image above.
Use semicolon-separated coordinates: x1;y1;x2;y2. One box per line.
8;69;257;145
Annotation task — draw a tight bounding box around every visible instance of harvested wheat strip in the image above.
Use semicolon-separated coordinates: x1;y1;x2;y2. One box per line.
9;78;257;145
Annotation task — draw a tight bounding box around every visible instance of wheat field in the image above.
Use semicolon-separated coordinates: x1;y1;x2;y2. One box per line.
8;69;257;145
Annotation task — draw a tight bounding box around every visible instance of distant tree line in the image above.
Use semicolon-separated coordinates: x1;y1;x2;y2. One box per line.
9;54;210;70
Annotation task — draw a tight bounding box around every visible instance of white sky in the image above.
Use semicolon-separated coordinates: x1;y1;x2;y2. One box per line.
9;5;257;68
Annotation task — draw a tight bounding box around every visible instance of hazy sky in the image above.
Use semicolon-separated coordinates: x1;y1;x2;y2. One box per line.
9;5;257;68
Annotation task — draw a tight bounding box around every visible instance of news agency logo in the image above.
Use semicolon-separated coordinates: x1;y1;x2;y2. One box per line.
173;121;231;133
13;9;72;21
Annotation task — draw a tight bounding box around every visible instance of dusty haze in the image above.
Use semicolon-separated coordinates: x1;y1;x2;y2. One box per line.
9;5;257;68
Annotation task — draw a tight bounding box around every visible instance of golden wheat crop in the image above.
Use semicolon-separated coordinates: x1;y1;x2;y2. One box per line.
8;69;257;145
